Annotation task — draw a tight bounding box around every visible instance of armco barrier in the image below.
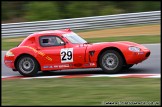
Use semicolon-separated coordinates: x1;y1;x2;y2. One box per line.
2;11;160;38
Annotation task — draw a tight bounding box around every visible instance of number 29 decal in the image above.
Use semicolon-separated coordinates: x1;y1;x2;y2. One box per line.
60;48;73;63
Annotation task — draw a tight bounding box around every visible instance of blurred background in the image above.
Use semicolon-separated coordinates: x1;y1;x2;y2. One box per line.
2;1;160;23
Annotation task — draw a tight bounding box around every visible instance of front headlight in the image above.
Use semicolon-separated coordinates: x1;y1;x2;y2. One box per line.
128;46;140;52
6;51;14;56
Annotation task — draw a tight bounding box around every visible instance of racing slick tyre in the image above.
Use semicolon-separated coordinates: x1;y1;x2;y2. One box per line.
16;55;39;77
99;50;124;74
122;64;134;70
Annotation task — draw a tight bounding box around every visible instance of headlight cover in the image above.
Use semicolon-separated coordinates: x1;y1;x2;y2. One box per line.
128;46;140;52
6;51;14;56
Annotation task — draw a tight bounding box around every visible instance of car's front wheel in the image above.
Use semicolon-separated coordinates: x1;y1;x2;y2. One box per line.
16;55;39;76
99;50;123;74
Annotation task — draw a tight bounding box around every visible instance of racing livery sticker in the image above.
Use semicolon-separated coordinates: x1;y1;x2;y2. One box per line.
43;64;70;69
60;48;73;63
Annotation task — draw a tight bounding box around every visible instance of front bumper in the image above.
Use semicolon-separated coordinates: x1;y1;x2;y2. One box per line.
125;49;150;64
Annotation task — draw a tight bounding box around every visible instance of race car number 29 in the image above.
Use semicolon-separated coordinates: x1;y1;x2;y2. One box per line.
60;48;73;63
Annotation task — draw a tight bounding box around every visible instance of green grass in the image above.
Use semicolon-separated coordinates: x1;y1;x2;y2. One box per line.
2;42;21;50
1;35;160;50
85;35;160;43
2;36;24;50
2;77;160;106
75;23;160;32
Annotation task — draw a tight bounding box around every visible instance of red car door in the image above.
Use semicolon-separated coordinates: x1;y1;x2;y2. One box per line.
64;43;88;68
39;35;88;70
39;35;68;70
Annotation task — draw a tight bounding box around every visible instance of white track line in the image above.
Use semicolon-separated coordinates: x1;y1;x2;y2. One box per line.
87;74;128;77
2;76;15;78
2;74;160;80
22;75;66;79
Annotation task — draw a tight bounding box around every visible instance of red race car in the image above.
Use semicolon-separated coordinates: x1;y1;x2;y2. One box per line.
4;28;150;76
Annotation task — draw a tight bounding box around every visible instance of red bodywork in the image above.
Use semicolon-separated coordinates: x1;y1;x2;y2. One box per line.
4;29;150;72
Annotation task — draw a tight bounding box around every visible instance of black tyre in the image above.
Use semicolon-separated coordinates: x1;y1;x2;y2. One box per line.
99;50;124;74
16;55;39;76
122;64;134;70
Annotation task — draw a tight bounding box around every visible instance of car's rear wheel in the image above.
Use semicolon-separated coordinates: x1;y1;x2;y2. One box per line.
16;56;39;76
99;50;123;74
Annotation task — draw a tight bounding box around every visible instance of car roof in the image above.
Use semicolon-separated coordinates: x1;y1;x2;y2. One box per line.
19;29;72;47
29;28;72;38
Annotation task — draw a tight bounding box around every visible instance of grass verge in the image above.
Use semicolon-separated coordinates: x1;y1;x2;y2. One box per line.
85;35;160;43
2;77;160;106
2;35;160;50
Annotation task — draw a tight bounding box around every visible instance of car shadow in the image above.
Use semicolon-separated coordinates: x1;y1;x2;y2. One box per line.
36;67;150;77
37;68;103;76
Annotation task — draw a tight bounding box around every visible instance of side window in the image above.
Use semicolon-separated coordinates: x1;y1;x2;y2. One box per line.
40;36;65;47
56;37;63;44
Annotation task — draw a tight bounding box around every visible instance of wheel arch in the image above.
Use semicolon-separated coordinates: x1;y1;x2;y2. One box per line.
97;47;126;67
14;53;41;71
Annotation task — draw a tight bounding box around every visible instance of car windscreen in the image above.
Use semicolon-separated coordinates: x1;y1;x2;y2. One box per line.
62;32;87;44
